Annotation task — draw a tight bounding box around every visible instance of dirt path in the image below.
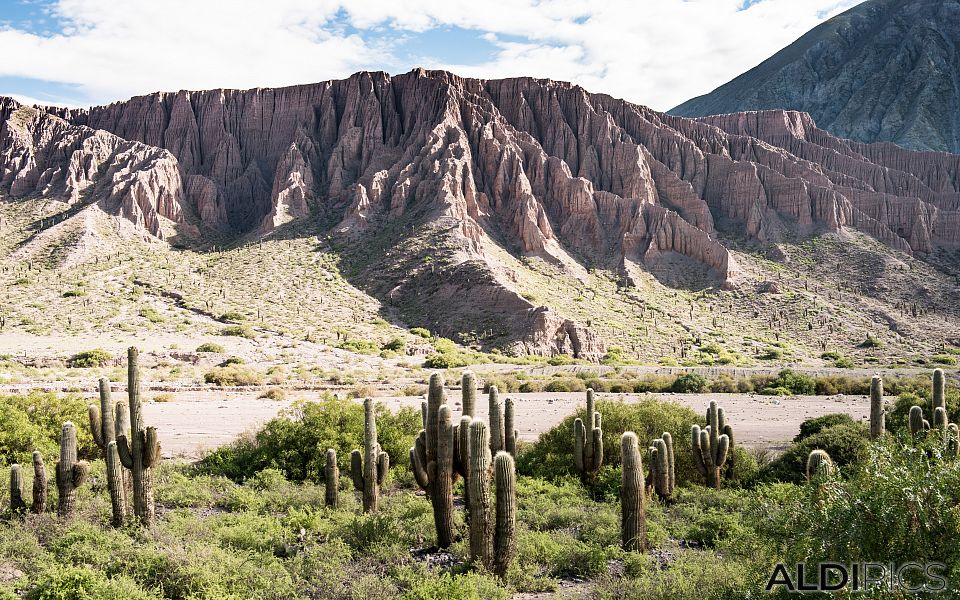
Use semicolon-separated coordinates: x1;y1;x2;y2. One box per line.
146;390;869;459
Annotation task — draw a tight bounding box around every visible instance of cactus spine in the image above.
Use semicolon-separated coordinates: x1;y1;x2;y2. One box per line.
466;420;517;577
620;432;646;551
691;401;731;489
933;369;946;413
410;373;455;548
574;389;603;482
9;451;46;515
89;377;127;526
116;347;161;525
806;449;834;481
325;448;339;508
649;432;675;501
350;398;389;513
870;376;885;439
56;422;90;518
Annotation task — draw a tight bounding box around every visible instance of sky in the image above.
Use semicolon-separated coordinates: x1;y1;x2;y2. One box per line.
0;0;868;111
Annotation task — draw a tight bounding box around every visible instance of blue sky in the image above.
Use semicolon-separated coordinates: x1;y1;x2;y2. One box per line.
0;0;867;110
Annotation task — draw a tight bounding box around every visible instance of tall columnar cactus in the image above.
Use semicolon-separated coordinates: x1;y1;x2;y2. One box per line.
489;386;504;454
410;373;456;548
692;401;731;489
9;451;46;515
649;432;675;501
909;405;930;438
869;376;885;439
504;397;517;457
453;372;478;480
325;449;339;508
466;420;517;578
350;398;390;513
117;347;161;525
56;422;90;518
620;432;646;552
574;389;603;482
461;371;477;416
945;424;960;457
933;368;946;413
806;449;834;481
89;377;126;526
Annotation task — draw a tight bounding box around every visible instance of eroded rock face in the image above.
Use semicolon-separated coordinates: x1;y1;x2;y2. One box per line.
0;97;184;239
25;69;960;358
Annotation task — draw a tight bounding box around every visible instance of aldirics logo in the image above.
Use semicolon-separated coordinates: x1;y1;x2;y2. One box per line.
766;562;947;593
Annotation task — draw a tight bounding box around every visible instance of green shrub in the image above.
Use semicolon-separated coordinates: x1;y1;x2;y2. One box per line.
337;339;380;355
757;347;783;360
203;365;264;386
221;324;255;339
423;352;467;369
259;388;287;401
219;311;246;323
859;335;883;348
833;356;854;368
761;369;816;396
793;413;858;443
197;396;420;482
765;422;869;483
410;327;431;338
933;354;957;366
601;346;625;365
671;373;708;393
544;378;587;393
820;351;841;361
25;566;157;600
196;342;225;353
888;387;960;434
67;349;111;368
0;392;94;463
139;307;164;323
61;290;85;298
382;337;406;352
547;354;574;366
220;356;245;366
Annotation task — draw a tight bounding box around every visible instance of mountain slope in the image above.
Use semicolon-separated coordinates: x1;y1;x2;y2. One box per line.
671;0;960;153
2;70;960;363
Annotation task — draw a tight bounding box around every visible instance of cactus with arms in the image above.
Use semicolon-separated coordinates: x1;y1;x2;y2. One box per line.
10;451;46;515
692;401;731;489
574;389;603;482
350;398;390;513
649;432;675;501
89;377;127;526
465;420;517;578
116;347;161;525
410;373;456;548
620;432;646;551
870;376;885;439
56;422;90;518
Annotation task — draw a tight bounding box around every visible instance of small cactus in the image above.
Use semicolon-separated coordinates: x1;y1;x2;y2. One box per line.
56;422;90;518
325;448;339;508
806;449;834;481
89;377;127;526
649;432;675;501
692;401;731;489
350;398;390;513
870;376;885;439
909;405;930;438
574;389;603;482
934;406;949;428
410;373;455;548
466;420;517;578
620;432;646;551
9;451;46;515
933;369;946;413
116;347;161;525
945;424;960;457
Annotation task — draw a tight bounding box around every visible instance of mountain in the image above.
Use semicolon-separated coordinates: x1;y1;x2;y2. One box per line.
1;69;959;363
671;0;960;154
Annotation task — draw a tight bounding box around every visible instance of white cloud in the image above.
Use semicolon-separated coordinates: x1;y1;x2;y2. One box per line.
0;0;866;110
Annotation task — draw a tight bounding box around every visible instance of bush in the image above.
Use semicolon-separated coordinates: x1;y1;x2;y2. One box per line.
933;354;957;366
0;392;95;463
793;413;858;443
765;422;870;483
423;352;467;369
382;337;406;352
197;396;420;482
410;327;431;338
196;342;225;353
544;379;587;393
25;566;156;600
888;386;960;434
519;398;704;489
219;311;246;323
259;389;287;401
67;349;111;368
139;307;164;323
337;339;380;355
221;324;255;339
204;365;264;386
761;369;816;396
671;374;708;394
859;335;883;348
600;346;625;365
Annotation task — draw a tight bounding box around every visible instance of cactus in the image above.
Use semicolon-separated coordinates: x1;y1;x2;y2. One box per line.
649;432;675;501
453;373;478;480
9;452;46;515
869;376;885;439
945;423;960;457
620;432;646;551
574;389;603;482
325;448;339;508
89;377;127;526
465;420;517;578
489;386;505;454
909;405;930;438
410;373;455;548
933;368;946;413
934;406;949;428
56;422;90;518
461;370;477;416
806;449;834;481
504;397;517;457
691;401;731;489
350;398;390;513
116;347;161;525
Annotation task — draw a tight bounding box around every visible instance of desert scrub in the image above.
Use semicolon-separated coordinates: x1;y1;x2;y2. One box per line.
0;392;94;463
195;342;225;353
203;364;264;386
259;388;287;401
138;306;164;323
221;324;255;338
337;339;380;355
67;348;112;368
219;311;246;323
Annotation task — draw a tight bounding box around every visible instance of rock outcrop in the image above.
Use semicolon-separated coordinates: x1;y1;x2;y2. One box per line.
0;97;185;239
671;0;960;154
14;69;960;358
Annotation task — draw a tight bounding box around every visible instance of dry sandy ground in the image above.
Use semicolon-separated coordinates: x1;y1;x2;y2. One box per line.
146;390;870;459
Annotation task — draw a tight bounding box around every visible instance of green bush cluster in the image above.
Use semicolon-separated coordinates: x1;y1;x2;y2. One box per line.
66;349;112;368
0;392;94;464
203;364;264;386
